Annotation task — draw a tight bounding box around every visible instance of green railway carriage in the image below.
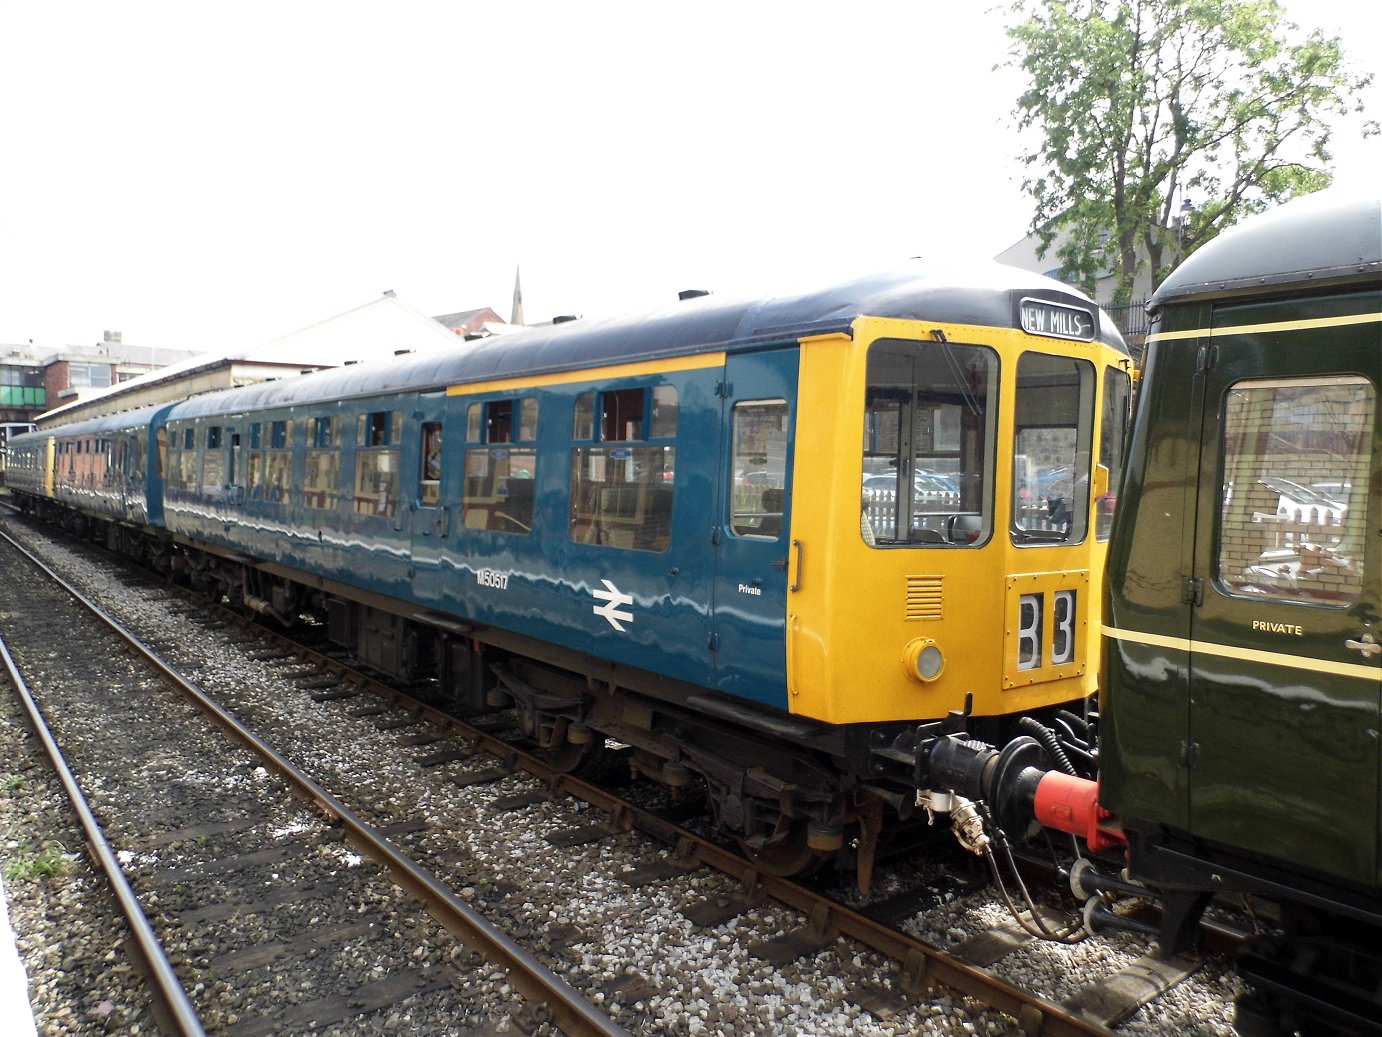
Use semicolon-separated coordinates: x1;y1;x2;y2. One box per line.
1105;190;1381;1032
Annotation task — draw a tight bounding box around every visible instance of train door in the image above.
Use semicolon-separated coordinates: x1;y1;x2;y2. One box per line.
711;348;799;707
1186;297;1381;886
408;393;449;605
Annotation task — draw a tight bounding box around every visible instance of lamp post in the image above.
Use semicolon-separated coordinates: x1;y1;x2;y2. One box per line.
1174;197;1194;266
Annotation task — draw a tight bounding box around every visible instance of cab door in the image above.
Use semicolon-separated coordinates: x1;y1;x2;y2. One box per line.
711;348;799;708
1186;293;1381;886
408;393;450;605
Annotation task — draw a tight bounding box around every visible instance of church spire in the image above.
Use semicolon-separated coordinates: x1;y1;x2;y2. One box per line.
510;266;524;326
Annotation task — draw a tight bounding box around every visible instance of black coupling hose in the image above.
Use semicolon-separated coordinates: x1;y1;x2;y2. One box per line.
1019;716;1078;776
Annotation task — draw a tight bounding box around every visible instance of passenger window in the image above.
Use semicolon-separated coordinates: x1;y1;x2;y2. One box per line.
1218;376;1373;606
862;339;995;546
730;401;787;538
464;397;538;534
419;421;443;506
353;411;402;517
569;386;675;551
1011;353;1095;545
305;416;341;510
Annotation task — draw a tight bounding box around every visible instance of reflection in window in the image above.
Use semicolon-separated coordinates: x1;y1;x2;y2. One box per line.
730;401;788;538
354;411;402;518
1011;353;1095;544
569;385;675;551
570;446;675;550
1218;376;1373;606
464;397;538;534
305;450;339;510
1097;368;1132;541
862;339;995;546
354;448;399;517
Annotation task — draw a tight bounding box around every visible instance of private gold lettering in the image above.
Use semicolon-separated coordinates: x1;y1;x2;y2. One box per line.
1252;619;1303;636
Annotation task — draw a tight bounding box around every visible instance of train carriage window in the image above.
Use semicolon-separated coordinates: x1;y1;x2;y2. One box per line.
304;416;340;510
569;386;675;551
1218;376;1373;606
249;423;262;449
248;449;265;497
464;397;538;534
573;392;595;440
730;401;787;538
1012;353;1096;545
201;444;225;495
353;411;401;517
418;421;442;507
862;339;996;547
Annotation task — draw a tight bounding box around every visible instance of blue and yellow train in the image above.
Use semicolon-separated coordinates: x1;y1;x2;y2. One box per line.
7;262;1132;878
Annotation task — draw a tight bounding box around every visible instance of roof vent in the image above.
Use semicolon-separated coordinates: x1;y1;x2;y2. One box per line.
552;315;579;324
678;289;710;301
464;333;485;341
344;360;359;366
300;369;313;375
394;349;412;356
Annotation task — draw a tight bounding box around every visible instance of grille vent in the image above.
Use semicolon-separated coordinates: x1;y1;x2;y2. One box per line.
905;575;943;620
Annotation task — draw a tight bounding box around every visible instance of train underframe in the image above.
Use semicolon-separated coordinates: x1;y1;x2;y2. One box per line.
17;498;1382;1033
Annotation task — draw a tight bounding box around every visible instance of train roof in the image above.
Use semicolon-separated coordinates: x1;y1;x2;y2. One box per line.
169;262;1127;419
9;403;176;446
1151;190;1382;309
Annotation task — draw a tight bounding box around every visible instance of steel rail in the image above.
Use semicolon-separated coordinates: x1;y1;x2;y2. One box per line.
1;513;1119;1035
177;602;1116;1036
0;528;629;1037
0;634;208;1037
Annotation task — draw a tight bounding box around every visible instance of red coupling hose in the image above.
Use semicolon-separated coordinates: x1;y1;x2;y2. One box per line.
1032;770;1127;852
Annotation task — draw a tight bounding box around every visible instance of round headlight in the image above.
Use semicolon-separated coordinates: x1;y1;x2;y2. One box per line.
901;638;945;683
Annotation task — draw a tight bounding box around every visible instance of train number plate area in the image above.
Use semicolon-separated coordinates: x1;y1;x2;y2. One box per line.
1004;574;1089;688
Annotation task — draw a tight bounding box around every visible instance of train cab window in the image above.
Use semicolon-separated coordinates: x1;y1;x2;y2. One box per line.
862;339;996;546
1218;376;1373;606
569;386;675;551
730;401;787;538
354;411;402;517
418;421;442;507
1097;367;1132;541
464;397;538;534
305;416;340;510
1011;353;1095;545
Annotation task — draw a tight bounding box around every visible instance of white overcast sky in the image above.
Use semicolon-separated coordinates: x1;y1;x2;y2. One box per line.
2;1;1378;354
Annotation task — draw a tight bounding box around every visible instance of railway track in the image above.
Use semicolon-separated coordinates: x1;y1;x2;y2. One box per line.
0;508;1249;1035
0;523;625;1037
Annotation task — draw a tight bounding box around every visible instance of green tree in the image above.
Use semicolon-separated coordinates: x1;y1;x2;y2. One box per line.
1008;0;1374;303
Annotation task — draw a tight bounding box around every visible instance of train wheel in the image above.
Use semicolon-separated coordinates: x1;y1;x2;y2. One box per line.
540;736;603;775
737;824;826;877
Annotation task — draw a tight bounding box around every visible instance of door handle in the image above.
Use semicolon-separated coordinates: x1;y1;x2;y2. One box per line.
1345;633;1381;658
